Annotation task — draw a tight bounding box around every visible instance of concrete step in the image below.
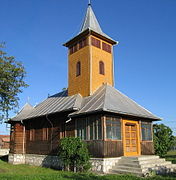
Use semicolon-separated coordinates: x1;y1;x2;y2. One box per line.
123;155;159;161
110;168;144;176
137;156;160;161
118;158;166;165
115;162;141;168
140;161;172;168
112;165;142;172
110;156;176;176
117;160;171;169
115;160;169;169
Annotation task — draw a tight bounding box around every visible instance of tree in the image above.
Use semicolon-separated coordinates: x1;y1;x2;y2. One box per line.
0;43;28;122
171;136;176;151
153;124;175;157
58;137;91;172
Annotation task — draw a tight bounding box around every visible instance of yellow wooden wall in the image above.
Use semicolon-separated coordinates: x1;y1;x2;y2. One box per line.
68;45;90;96
68;35;114;97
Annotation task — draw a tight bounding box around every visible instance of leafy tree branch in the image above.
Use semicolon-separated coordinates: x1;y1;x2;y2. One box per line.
0;43;28;122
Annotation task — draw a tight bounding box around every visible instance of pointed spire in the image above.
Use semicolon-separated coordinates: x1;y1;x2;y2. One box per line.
64;3;117;47
80;5;103;34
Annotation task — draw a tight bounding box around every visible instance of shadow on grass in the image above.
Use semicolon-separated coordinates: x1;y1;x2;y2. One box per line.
165;155;176;164
62;173;141;180
0;155;8;162
63;173;101;180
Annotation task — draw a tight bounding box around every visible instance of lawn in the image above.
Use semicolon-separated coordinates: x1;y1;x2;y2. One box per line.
165;151;176;164
0;159;176;180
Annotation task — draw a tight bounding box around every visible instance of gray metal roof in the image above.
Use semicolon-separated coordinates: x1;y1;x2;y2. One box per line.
11;103;34;121
80;5;116;43
63;5;117;47
80;5;103;34
11;90;82;121
70;85;161;120
11;85;160;122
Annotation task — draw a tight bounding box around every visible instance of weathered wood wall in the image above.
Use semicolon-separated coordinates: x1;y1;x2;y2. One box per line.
9;123;24;154
103;141;123;157
141;141;154;155
86;140;104;158
10;113;74;155
85;140;123;158
10;112;155;157
25;114;68;155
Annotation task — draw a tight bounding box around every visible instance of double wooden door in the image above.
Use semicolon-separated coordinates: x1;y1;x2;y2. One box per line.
123;120;141;156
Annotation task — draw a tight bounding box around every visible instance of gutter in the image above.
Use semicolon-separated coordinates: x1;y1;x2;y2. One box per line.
21;120;25;154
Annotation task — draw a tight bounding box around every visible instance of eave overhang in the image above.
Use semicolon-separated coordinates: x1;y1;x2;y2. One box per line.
63;29;117;47
69;108;162;121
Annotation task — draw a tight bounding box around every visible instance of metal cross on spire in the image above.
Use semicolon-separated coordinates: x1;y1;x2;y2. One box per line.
88;0;91;6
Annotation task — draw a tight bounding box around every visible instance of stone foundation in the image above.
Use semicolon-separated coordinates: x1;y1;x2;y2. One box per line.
9;153;62;169
9;154;25;164
9;153;121;173
25;154;62;169
90;157;121;173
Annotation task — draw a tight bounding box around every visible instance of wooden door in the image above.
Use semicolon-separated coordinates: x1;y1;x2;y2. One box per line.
123;120;140;156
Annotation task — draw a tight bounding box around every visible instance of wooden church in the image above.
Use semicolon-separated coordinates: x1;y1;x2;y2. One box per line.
8;3;162;173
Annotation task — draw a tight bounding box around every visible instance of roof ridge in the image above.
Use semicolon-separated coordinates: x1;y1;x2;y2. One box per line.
78;85;106;111
102;84;109;111
17;103;33;114
73;93;82;109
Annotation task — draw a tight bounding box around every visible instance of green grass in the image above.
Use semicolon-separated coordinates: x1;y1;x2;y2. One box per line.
165;151;176;164
0;159;175;180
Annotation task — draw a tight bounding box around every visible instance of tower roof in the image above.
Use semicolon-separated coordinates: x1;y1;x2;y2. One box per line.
64;4;117;47
80;5;103;34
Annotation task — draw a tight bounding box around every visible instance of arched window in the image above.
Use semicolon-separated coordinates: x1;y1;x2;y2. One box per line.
76;61;81;76
99;61;105;75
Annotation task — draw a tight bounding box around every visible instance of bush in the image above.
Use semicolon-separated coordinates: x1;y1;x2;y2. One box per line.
58;137;91;172
153;124;175;157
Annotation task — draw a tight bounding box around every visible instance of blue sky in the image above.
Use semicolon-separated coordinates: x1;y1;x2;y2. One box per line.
0;0;176;135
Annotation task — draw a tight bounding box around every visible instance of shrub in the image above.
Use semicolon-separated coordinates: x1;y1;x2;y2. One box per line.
58;137;91;172
153;124;175;157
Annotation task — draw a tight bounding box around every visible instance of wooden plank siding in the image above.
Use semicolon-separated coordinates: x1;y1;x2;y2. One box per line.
85;140;123;158
104;141;123;157
85;140;104;158
141;141;154;155
25;114;67;155
9;112;155;158
9;123;24;154
65;119;75;137
10;113;72;155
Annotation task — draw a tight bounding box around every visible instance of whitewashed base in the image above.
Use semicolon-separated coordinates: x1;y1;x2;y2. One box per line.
90;157;121;173
8;153;121;173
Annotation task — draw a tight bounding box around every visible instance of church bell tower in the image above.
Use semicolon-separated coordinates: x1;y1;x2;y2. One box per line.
64;4;117;97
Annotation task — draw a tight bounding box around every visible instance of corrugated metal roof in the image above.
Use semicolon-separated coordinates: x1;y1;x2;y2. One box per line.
11;103;34;121
70;85;161;120
11;85;161;122
11;90;82;121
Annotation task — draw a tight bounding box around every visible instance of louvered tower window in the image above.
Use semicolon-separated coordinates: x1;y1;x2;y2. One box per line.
99;61;105;75
76;61;81;76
